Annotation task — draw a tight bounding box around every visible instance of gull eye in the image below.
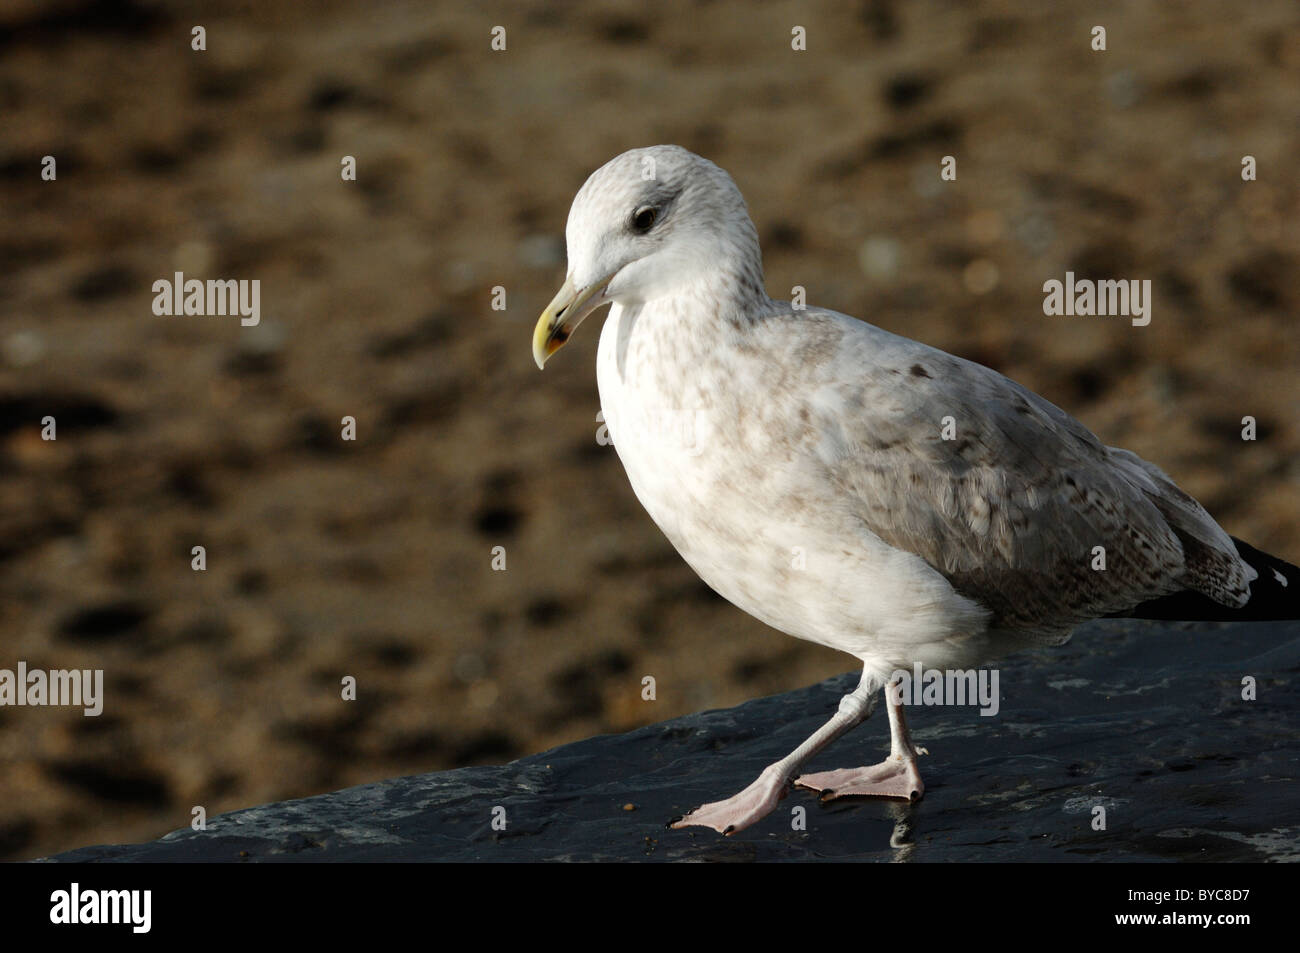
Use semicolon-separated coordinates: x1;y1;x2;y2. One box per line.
631;205;658;233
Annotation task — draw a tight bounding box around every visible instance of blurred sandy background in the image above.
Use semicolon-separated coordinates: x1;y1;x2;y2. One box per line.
0;0;1297;861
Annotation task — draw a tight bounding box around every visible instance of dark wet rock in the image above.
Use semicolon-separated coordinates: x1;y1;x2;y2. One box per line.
40;619;1299;862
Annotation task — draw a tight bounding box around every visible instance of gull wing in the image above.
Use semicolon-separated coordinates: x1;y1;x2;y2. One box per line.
797;311;1253;636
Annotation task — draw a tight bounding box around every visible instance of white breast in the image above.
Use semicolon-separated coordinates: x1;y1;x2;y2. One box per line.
594;303;990;675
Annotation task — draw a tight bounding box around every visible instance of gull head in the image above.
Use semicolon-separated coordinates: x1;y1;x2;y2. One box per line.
533;145;764;368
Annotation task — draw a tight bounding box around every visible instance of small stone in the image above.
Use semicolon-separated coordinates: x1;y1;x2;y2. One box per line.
1106;70;1141;109
2;330;45;367
963;259;1000;295
859;236;901;280
517;234;564;270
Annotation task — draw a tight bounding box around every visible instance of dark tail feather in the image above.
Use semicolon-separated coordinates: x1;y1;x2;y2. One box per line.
1114;537;1300;622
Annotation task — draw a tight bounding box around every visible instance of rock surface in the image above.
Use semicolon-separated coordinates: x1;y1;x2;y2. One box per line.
44;620;1299;862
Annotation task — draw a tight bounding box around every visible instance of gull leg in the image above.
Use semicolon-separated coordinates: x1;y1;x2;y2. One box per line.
794;676;926;802
668;671;879;835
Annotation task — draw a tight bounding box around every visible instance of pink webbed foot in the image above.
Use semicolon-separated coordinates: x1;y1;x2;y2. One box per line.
794;754;925;802
668;765;789;835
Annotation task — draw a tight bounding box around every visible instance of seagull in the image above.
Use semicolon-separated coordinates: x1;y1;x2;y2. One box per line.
531;145;1298;835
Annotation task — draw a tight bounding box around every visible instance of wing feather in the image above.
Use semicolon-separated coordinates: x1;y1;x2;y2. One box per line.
794;312;1252;635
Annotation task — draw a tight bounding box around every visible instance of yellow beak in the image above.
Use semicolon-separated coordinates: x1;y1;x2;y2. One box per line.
532;271;617;369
